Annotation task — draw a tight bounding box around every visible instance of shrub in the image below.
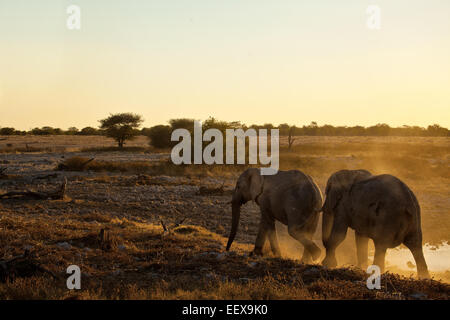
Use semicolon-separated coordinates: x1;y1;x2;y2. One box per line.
146;125;172;149
0;127;15;135
79;127;100;135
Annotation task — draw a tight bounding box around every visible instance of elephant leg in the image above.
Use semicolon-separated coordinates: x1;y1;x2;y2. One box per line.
404;236;430;279
355;232;369;270
300;247;312;264
288;225;321;262
321;222;348;268
372;243;387;273
252;219;269;256
267;223;281;257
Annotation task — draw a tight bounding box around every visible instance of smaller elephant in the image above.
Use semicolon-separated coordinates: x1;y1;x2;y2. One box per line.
226;168;322;263
321;169;429;278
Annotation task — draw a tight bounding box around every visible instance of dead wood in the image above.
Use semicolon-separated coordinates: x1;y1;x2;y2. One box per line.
0;178;67;200
160;217;188;235
98;228;117;251
33;173;59;181
57;157;95;171
0;250;58;283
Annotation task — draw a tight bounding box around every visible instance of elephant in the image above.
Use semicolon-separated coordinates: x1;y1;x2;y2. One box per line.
321;169;429;278
226;168;323;263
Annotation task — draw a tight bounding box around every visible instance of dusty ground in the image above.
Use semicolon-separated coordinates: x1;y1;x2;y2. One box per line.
0;135;449;299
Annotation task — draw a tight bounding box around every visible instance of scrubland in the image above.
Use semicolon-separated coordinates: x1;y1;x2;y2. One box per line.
0;135;448;299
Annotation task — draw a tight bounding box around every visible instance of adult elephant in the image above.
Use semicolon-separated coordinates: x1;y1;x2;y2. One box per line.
226;168;323;263
321;169;429;278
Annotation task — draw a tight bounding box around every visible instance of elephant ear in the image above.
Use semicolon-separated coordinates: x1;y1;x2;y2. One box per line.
248;168;264;202
356;169;372;178
325;170;372;211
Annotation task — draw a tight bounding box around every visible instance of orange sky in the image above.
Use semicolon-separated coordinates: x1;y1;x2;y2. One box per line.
1;1;449;130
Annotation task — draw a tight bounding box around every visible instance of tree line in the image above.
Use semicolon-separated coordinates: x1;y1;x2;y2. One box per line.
1;114;448;149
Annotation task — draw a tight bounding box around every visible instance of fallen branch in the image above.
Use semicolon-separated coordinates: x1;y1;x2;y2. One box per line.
0;250;58;283
57;157;95;171
33;173;59;181
160;216;188;235
0;178;67;200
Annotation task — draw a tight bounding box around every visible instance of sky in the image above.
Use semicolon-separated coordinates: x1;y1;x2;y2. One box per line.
0;0;449;130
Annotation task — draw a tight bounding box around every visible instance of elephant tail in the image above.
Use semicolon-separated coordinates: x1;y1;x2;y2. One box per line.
404;186;422;235
305;174;324;213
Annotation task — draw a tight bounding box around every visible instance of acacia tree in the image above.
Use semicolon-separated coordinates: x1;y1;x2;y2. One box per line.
99;113;143;148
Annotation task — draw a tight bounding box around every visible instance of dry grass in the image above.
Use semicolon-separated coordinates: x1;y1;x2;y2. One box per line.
0;210;448;300
0;135;448;300
0;145;66;154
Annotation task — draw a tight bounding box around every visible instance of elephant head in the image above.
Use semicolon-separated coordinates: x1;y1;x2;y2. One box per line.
323;169;372;213
226;168;264;251
321;169;372;245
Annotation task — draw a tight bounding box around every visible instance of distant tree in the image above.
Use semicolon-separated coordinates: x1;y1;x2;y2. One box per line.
146;125;172;149
278;123;290;136
287;126;297;151
140;127;152;136
427;124;449;137
31;126;59;135
67;127;79;135
53;128;63;135
169;118;196;132
99;113;143;148
262;123;274;131
79;127;99;136
303;121;318;136
0;127;15;135
367;123;390;136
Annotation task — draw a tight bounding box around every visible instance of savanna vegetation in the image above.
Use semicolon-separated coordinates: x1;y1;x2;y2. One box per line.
0;133;449;299
1;116;448;140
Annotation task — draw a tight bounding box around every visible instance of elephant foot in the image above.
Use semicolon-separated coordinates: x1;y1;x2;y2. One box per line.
418;270;430;280
321;255;337;268
309;245;321;262
357;261;369;271
300;256;312;265
272;251;282;258
250;248;264;257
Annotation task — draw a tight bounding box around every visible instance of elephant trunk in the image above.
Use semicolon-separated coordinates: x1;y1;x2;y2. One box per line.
226;201;241;251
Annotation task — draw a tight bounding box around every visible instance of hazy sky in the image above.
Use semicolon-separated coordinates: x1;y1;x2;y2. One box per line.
1;0;449;130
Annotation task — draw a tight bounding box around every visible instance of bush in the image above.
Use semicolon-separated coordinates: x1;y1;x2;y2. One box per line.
0;128;15;135
146;125;172;149
78;127;100;135
31;127;61;135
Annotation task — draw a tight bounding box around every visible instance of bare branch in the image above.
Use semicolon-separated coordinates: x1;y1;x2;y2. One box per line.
160;218;168;232
0;179;67;200
173;217;187;229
